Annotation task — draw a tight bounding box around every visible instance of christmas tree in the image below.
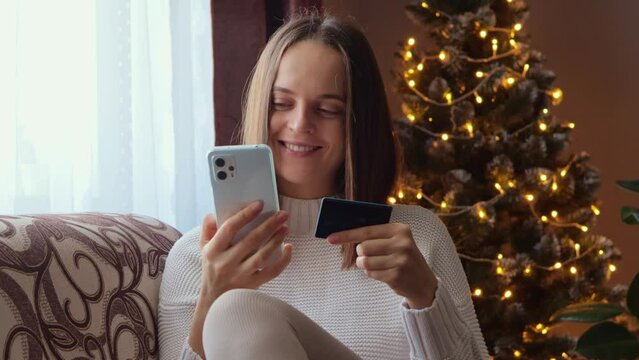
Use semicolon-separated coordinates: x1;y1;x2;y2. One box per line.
392;0;623;358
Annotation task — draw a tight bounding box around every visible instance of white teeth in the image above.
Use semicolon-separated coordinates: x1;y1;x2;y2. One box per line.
284;143;318;152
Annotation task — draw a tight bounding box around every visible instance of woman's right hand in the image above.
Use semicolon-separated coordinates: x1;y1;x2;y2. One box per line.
189;200;292;358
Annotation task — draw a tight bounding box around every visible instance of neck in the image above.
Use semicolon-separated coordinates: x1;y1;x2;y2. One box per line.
277;177;337;199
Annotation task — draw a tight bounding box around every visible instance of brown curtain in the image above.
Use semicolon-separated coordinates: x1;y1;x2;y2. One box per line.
212;0;322;146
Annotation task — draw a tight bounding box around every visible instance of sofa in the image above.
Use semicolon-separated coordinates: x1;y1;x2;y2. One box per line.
0;213;182;359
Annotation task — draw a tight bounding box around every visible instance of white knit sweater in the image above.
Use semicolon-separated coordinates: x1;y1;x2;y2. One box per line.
158;195;489;360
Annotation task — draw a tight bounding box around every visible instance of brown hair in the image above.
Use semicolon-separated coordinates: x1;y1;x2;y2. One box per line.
239;10;401;269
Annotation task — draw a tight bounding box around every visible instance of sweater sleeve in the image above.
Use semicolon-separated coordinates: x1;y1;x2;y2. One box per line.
158;227;206;360
397;206;490;360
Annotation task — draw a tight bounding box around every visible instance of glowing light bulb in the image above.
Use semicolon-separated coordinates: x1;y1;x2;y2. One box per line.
407;114;416;122
504;290;513;299
479;30;488;38
598;249;605;256
568;122;576;129
388;197;397;204
540;174;548;182
591;205;601;215
475;94;483;104
514;350;522;358
421;1;428;8
404;51;413;60
408;80;416;87
523;63;530;76
524;266;532;275
552;182;558;191
575;243;581;252
497;253;504;260
506;77;515;85
438;50;447;61
525;194;535;202
553;262;562;269
539;122;548;131
476;70;484;78
416;192;423;199
440;201;448;208
609;264;617;272
398;190;404;199
580;225;589;232
560;169;568;177
542;108;549;115
570;266;577;274
465;122;474;136
417;63;424;71
551;210;558;218
444;91;453;103
407;37;416;46
541;215;549;222
536;323;544;330
541;328;549;335
510;39;517;48
514;23;523;31
441;133;450;141
478;209;487;219
508;180;516;188
474;288;483;296
552;88;563;104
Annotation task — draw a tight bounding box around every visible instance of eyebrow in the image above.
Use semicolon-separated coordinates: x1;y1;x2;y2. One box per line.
272;86;345;102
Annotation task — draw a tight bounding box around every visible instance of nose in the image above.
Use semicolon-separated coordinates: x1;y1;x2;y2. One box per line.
287;103;315;134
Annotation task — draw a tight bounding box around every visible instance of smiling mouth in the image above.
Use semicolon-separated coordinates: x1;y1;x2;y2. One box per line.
279;141;322;153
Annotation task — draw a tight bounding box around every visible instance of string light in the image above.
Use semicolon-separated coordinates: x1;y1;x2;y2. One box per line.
514;350;522;358
438;50;447;61
417;63;424;71
387;196;397;204
568;122;575;128
440;201;448;208
551;88;564;105
609;264;617;272
398;190;404;199
444;91;453;104
494;183;505;194
416;192;423;199
553;262;562;270
497;253;504;260
465;122;474;136
506;76;516;86
522;63;530;77
570;266;578;274
513;23;523;31
473;288;483;296
580;225;589;232
551;181;558;191
407;114;416;122
598;249;605;256
496;266;504;275
407;37;416;46
509;39;517;48
503;290;513;299
491;38;498;54
524;266;532;275
551;210;558;218
421;1;428;8
539;121;548;131
441;133;450;141
525;194;535;202
591;205;601;215
404;51;413;60
475;70;484;78
542;108;549;115
474;92;483;104
560;168;568;177
408;80;416;87
479;30;488;38
541;215;549;222
540;174;548;182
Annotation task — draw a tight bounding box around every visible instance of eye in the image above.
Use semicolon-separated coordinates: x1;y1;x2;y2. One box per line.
318;108;343;117
271;101;292;111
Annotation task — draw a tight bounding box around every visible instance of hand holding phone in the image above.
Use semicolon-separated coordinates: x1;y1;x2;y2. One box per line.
314;197;392;238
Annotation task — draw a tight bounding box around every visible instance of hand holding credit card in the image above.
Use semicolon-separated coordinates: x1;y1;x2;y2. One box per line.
314;197;392;238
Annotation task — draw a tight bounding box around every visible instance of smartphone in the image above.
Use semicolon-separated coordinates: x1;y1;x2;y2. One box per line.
314;197;393;238
207;144;281;267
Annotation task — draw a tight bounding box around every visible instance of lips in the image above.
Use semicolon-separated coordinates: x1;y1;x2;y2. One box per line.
278;141;322;154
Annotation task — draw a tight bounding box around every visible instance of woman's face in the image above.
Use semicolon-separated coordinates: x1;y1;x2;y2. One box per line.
268;40;347;199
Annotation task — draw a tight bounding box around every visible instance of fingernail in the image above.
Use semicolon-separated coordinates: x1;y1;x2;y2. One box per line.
327;234;339;243
251;201;262;211
276;211;288;221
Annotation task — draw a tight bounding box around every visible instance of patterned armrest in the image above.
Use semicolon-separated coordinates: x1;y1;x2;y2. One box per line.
0;213;182;360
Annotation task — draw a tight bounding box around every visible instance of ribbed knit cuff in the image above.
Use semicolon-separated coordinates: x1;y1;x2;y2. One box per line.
180;337;203;360
399;278;468;360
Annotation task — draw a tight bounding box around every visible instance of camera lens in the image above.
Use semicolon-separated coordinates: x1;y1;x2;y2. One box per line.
229;166;234;171
217;171;227;180
215;158;225;167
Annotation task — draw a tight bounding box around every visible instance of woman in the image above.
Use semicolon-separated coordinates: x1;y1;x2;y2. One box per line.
159;11;489;360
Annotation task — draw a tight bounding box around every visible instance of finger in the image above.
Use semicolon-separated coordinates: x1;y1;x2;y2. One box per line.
327;223;405;244
227;210;288;262
356;253;406;271
211;200;263;253
240;225;288;273
199;213;218;250
355;237;403;256
254;242;293;282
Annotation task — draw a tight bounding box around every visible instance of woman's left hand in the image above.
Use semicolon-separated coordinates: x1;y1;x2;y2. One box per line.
327;223;438;309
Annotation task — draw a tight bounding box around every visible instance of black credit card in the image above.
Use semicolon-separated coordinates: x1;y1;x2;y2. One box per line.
314;197;393;238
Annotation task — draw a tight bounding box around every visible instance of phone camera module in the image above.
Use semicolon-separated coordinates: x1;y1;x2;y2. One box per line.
217;171;227;180
229;166;234;171
215;158;225;168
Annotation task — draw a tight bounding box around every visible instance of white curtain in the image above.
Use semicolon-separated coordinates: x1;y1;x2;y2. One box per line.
0;0;214;233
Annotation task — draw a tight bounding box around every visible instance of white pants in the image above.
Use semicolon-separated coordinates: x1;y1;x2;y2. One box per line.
202;289;363;360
